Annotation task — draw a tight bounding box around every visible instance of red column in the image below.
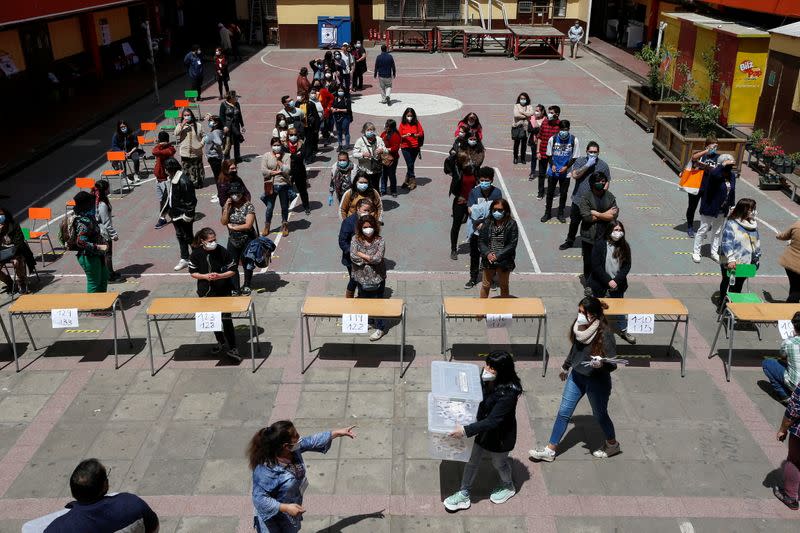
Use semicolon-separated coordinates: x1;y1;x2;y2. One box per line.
647;0;661;42
80;12;102;80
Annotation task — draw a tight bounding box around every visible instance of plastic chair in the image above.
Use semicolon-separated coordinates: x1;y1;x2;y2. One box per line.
720;263;762;340
174;99;190;109
26;207;56;266
102;151;130;195
184;90;201;110
162;109;180;130
65;177;96;216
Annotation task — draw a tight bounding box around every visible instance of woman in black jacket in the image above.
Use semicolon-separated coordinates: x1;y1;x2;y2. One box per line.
529;297;620;462
188;227;241;362
219;91;245;163
588;220;636;345
164;158;198;271
0;207;35;294
444;351;523;511
478;198;518;298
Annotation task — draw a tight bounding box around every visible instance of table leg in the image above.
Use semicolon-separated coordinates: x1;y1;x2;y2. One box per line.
248;307;256;373
119;304;133;347
667;319;680;357
251;303;262;352
10;313;19;372
535;317;542;359
440;305;445;355
146;317;155;376
682;316;689;378
400;306;406;375
20;315;36;351
300;312;306;374
542;316;549;377
154;319;166;354
707;313;725;359
726;313;735;382
112;304;119;370
0;316;10;345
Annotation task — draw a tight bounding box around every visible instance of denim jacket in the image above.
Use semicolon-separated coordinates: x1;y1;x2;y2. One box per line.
252;431;332;532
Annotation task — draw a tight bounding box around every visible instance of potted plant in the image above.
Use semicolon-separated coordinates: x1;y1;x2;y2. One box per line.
790;152;800;175
763;144;782;169
746;129;765;152
625;45;688;132
753;137;771;156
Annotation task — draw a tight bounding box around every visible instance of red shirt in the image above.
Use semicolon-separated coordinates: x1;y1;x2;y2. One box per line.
537;118;560;157
459;173;477;200
380;131;401;158
319;88;334;117
398;122;424;149
152;143;176;181
296;75;310;96
455;121;483;141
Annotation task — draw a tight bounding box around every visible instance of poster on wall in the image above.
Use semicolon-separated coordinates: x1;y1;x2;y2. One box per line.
99;18;111;45
0;54;19;76
321;25;337;46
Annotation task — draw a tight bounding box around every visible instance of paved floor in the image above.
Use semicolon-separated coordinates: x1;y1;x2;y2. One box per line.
1;45;799;532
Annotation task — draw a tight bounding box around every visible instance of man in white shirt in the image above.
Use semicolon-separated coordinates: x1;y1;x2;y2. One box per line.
568;21;584;59
340;43;354;92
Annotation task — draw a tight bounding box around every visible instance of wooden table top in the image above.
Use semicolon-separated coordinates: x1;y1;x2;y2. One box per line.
9;292;119;313
302;297;404;318
599;298;688;316
147;297;252;316
728;302;800;322
443;297;545;317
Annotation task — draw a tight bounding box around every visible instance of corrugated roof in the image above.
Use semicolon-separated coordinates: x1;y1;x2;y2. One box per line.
662;13;724;24
698;23;770;37
769;21;800;37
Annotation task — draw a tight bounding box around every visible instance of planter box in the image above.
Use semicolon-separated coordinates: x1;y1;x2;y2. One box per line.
624;86;686;133
652;116;746;173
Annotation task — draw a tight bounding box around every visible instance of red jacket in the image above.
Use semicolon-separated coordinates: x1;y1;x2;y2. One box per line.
215;55;228;78
152;143;176;181
455;120;482;141
381;131;402;158
398;122;424;149
319;88;334;118
296;75;310;96
537;118;560;157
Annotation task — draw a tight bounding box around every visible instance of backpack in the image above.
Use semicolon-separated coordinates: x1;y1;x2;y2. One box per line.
58;213;78;251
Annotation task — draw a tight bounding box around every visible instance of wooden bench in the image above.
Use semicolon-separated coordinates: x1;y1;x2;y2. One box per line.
783;172;800;202
441;297;548;375
146;296;262;375
300;297;407;374
7;293;132;372
600;298;690;377
709;302;800;381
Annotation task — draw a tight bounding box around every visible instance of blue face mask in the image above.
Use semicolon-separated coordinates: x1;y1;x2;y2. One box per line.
365;131;375;138
559;131;569;140
708;147;717;155
492;210;504;220
338;160;349;168
357;182;368;192
0;215;5;223
479;181;492;189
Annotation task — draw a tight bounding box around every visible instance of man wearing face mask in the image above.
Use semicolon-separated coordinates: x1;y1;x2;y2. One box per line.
578;172;617;291
692;153;736;263
559;141;610;250
465;167;503;289
183;45;204;96
279;95;305;138
374;44;396;105
542;120;579;223
339;199;375;298
535;106;561;199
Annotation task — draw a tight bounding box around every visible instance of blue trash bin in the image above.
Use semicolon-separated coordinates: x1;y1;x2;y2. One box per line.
318;16;351;49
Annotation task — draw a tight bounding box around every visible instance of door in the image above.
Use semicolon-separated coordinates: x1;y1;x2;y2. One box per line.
18;23;53;73
354;0;375;42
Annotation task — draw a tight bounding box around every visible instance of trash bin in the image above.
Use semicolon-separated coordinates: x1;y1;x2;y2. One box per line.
318;16;351;49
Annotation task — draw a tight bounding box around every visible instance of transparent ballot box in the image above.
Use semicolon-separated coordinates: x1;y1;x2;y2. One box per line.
428;362;483;462
430;361;483;401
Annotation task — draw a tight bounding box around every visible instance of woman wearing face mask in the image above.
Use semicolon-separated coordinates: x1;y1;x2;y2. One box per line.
219;91;245;163
111;120;144;185
330;150;355;204
272;113;289;144
92;180;121;282
353;122;386;192
718;198;761;312
588;221;636;345
512;93;533;165
163;157;198;271
399;107;424;191
449;133;485;260
529;296;621;462
72;191;109;293
203;115;225;196
456;113;483;141
285;127;311;216
261;137;293;237
380;119;401;197
302;90;321;165
444;351;523;511
331;86;353;150
0;207;35;294
214;47;230;100
339;173;382;221
216;159;250;209
445;125;470;176
175;108;206;189
316;81;334;145
528;104;546;182
692;153;736;264
352;41;367;91
187;227;241;362
221;181;257;295
249;421;356;533
350;214;388;341
685;136;719;237
478;199;518;298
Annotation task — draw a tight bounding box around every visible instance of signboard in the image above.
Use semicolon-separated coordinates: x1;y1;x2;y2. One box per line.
321;25;337;46
627;314;655;335
342;313;368;334
51;308;79;329
195;312;222;332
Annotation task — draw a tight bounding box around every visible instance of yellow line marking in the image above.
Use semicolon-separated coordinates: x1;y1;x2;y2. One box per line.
562;255;581;259
662;236;691;240
673;251;692;255
651;223;672;226
65;329;101;333
693;272;717;276
625;193;649;196
143;245;171;248
635;206;661;210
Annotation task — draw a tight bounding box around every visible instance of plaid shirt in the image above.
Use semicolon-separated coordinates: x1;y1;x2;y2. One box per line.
780;336;800;391
537;118;560;157
786;384;800;438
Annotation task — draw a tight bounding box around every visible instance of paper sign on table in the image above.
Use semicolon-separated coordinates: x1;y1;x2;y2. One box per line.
51;308;79;329
779;320;795;340
342;313;368;334
627;314;655;334
486;314;512;328
195;312;222;332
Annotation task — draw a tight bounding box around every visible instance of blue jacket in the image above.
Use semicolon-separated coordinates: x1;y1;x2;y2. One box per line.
699;164;735;217
338;213;358;266
719;218;761;267
184;51;204;79
467;185;502;236
244;236;276;269
252;431;332;533
374;52;396;79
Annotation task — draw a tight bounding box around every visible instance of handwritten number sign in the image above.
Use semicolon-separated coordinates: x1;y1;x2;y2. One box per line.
195;312;222;332
51;308;79;329
342;314;368;334
486;314;512;329
627;314;655;335
779;320;795;340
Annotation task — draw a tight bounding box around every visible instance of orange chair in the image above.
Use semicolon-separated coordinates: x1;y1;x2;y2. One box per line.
102;151;130;195
174;99;190;109
65;177;96;215
26;207;56;265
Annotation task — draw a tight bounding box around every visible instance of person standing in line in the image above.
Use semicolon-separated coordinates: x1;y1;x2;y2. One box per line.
374;44;396;105
111;120;144;184
92;180;120;283
175;108;205;189
455;112;483;141
285;127;311;216
273;113;289;144
534;105;561;199
353;122;386;192
528;104;546;182
214;47;230;100
449;133;484;261
163;158;197;271
399;107;424;191
221;181;256;296
279;95;305;138
692;153;736;263
302;90;321;165
183;44;204;97
339;43;354;92
330;150;356;204
152;131;176;229
249;422;357;532
340;173;383;221
72;191;109;293
717;198;760;311
352;40;367;90
478;198;518;298
685;137;719;237
512;93;533;164
777;220;800;303
568;20;584;58
588;221;636;345
218;23;233;54
296;67;311;98
188;227;240;361
541;120;579;224
331;86;353;150
203;115;225;196
763;312;800;405
465;167;502;289
350;214;388;341
260;137;293;238
579;172;618;290
316;80;334;145
774;383;800;510
444;351;523;511
339;199;375;298
380;119;401;197
219;91;245;163
215;159;250;209
559;141;610;251
529;296;621;462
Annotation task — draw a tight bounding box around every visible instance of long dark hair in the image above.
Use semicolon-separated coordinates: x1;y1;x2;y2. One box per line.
729;198;756;221
401;107;418;125
569;296;610;355
605;220;630;265
516;92;530;105
0;207;17;237
247;420;295;469
208;115;223;131
93;180;111;212
351;172;372;193
191;227;216;248
115;120;131;136
486;350;523;391
182;108;198;133
461;112;481;130
384;119;397;135
490;198;512;224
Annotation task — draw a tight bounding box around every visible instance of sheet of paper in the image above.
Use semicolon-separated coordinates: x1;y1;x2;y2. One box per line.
342;313;368;334
195;312;222;332
627;314;655;334
51;308;78;329
779;319;795;340
486;313;512;329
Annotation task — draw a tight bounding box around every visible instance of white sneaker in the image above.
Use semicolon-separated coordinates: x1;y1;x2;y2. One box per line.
369;329;385;341
710;252;720;263
173;259;189;271
132;174;142;183
528;447;556;462
592;441;621;458
691;253;701;263
210;194;219;204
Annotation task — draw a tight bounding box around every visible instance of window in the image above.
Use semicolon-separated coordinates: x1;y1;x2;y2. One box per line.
554;0;567;17
518;1;533;14
426;0;461;20
386;0;461;20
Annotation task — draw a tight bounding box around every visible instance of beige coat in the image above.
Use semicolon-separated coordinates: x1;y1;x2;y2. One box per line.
261;151;292;188
777;220;800;274
175;122;204;159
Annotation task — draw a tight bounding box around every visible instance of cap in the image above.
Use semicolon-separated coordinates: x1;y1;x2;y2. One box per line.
342;42;349;47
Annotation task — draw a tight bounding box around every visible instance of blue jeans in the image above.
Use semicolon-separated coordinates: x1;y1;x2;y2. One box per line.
401;147;419;178
762;358;791;399
548;371;615;446
357;280;386;330
380;157;398;193
260;184;291;232
335;116;351;147
460;443;513;497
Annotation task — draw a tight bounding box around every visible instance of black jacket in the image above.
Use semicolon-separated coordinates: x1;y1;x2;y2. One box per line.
699;164;736;217
219;101;244;136
168;171;198;219
188;245;237;297
464;382;521;453
588;241;631;296
562;329;617;377
338;213;358;267
478;218;519;271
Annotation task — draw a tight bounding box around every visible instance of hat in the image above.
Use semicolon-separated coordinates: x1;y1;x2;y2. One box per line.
228;181;246;195
73;191;95;213
342;42;349;47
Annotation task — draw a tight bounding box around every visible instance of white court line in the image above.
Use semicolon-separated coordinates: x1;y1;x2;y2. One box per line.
679;522;695;533
448;52;458;70
494;167;541;273
565;57;625;99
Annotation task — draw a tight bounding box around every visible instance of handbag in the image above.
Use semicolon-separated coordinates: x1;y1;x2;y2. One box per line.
678;165;704;195
381;152;395;166
511;124;527;140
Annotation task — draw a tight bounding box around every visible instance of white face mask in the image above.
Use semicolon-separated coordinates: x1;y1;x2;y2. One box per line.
272;145;282;153
519;99;527;105
576;313;590;326
610;230;624;241
481;369;496;382
547;113;555;121
203;241;217;250
362;227;375;237
751;210;758;218
230;194;241;202
279;120;287;128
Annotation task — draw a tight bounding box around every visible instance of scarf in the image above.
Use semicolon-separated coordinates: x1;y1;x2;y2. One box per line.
737;218;757;231
572;319;600;344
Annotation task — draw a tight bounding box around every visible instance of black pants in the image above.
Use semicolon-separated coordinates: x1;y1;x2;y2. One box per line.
173;219;194;260
226;136;241;162
304;128;319;163
353;70;364;90
686;193;700;229
191;76;203;94
294;174;310;210
213;313;236;348
532;156;549;195
566;203;582;243
345;264;358;293
227;239;252;291
208;157;222;182
719;266;746;307
787;268;800;303
366;172;381;192
513;138;527;161
545;175;570;217
217;77;230;98
469;233;481;282
581;240;594;282
451;200;468;252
